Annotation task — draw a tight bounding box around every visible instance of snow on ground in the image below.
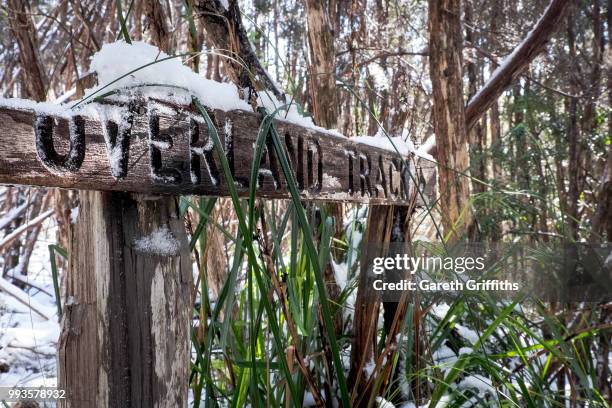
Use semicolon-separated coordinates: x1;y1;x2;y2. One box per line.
0;220;60;388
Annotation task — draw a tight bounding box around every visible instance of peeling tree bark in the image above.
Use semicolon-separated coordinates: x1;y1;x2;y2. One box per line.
304;0;338;129
303;1;344;361
58;191;191;408
196;0;285;102
428;0;471;239
7;0;47;102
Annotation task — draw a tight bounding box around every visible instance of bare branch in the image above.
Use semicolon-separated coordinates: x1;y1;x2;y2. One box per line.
465;0;571;130
0;209;53;250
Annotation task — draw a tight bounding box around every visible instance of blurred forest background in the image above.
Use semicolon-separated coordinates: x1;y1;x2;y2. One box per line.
0;0;610;407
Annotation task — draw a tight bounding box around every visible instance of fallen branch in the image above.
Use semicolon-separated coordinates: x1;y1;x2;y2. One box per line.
6;272;54;297
0;209;53;250
421;0;571;158
464;0;571;130
0;276;54;320
0;198;34;231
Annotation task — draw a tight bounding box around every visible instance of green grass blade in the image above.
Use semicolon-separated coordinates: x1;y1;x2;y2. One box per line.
48;244;67;320
261;107;350;407
193;98;301;407
115;0;132;44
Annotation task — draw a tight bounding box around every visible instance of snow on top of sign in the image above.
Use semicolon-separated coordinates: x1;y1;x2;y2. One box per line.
352;130;437;161
0;95;134;128
87;41;344;136
0;41;436;161
133;226;180;256
89;41;251;112
416;135;436;161
353;131;416;156
0;97;72;117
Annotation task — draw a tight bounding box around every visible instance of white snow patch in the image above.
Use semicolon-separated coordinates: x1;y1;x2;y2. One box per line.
89;41;250;112
455;324;480;345
70;206;80;224
369;63;390;91
86;41;341;135
302;391;316;407
457;374;495;395
416;135;436;161
431;302;451;319
332;261;348;291
376;397;396;408
433;345;458;364
134;226;180;256
322;173;341;189
353;134;415;156
458;347;473;356
364;359;376;378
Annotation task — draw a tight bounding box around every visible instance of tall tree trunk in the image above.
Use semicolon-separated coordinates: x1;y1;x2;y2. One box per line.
585;0;606;239
7;0;47;102
465;0;486;196
428;0;471;240
465;1;486;241
304;0;338;129
566;11;580;240
590;2;610;398
303;4;344;401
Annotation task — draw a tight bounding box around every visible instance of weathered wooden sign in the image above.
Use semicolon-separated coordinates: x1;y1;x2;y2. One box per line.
0;99;434;204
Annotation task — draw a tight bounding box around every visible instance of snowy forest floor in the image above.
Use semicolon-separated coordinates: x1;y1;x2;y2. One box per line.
0;221;59;388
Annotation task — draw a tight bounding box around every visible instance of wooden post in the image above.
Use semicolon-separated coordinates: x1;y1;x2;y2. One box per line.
58;191;191;407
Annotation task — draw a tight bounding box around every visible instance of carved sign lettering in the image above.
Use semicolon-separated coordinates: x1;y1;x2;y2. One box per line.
0;100;434;205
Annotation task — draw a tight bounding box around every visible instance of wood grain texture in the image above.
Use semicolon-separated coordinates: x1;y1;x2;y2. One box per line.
58;191;191;407
0;100;434;205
